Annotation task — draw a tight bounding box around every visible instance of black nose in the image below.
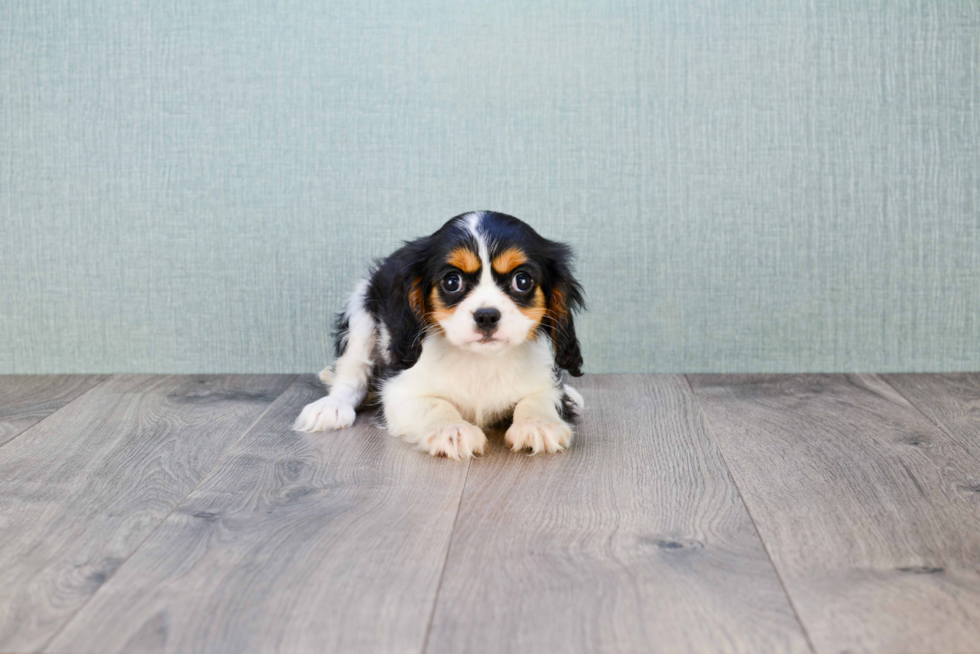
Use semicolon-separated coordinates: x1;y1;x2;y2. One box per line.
473;307;501;332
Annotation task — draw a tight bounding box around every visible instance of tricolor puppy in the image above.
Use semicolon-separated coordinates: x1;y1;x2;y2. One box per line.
294;211;585;459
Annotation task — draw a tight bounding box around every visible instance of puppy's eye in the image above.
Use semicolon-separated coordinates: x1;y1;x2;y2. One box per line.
511;272;533;293
442;272;463;294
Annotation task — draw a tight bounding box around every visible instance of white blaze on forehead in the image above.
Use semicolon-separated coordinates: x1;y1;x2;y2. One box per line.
464;212;493;285
463;212;499;300
464;211;481;236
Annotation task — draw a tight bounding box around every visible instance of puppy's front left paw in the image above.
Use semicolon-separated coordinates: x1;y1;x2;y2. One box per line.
505;419;572;454
293;396;356;432
422;423;487;460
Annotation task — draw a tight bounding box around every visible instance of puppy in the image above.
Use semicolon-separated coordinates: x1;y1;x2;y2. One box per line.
294;211;585;459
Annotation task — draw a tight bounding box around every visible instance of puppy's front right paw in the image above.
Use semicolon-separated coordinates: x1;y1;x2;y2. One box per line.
422;423;487;460
294;396;356;432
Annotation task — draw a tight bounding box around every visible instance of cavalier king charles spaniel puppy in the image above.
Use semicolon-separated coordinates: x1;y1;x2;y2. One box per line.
294;211;584;459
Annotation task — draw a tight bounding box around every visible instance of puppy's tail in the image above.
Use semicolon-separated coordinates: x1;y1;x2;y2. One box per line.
563;384;585;415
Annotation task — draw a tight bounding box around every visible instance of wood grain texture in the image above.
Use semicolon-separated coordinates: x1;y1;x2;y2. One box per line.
0;375;108;446
0;374;294;652
426;375;810;654
48;376;471;654
883;373;980;460
689;374;980;654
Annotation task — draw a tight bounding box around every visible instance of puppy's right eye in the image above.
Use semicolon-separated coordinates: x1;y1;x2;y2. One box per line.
442;272;463;294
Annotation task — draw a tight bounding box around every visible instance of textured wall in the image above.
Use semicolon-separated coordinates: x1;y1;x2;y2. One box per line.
2;1;979;374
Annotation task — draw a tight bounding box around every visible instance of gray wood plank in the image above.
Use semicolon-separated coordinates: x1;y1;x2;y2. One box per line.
688;374;980;654
426;375;811;654
0;375;108;447
0;374;294;652
47;375;471;654
883;373;980;460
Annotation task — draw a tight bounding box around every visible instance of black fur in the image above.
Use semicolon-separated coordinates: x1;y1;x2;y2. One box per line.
537;238;585;377
333;312;350;358
363;237;430;373
558;392;579;423
334;211;585;379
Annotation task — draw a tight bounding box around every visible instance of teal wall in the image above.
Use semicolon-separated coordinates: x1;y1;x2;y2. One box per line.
2;1;979;374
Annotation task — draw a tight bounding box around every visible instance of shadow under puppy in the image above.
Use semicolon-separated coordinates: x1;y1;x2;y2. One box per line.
295;211;585;459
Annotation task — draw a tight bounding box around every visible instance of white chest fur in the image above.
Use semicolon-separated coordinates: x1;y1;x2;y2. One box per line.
381;334;556;427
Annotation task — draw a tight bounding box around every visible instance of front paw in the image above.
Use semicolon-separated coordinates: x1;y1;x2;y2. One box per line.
505;419;572;454
422;423;487;460
293;396;356;432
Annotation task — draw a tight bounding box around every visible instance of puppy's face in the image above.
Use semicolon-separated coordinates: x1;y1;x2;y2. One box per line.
408;212;577;357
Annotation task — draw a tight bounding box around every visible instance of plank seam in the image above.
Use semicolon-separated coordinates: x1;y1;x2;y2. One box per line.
0;375;115;452
419;457;473;654
682;374;819;654
34;374;299;654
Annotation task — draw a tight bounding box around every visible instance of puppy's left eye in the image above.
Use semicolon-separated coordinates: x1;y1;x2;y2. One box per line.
511;272;533;293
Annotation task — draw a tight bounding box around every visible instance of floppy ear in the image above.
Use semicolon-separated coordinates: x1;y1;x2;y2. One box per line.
385;240;431;372
544;241;585;377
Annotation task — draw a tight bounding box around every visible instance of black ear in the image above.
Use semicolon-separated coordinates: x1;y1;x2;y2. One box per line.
384;239;431;372
544;241;585;377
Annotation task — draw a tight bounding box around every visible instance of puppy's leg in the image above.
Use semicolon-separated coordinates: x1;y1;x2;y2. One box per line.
505;387;573;454
383;393;487;460
294;281;376;432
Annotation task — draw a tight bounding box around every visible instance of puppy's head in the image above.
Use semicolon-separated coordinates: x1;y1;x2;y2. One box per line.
401;211;584;374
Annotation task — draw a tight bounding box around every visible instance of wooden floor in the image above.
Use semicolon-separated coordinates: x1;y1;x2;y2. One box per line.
1;374;979;654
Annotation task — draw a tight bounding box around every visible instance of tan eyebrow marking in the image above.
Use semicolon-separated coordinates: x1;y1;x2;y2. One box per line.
447;247;481;274
492;247;527;274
